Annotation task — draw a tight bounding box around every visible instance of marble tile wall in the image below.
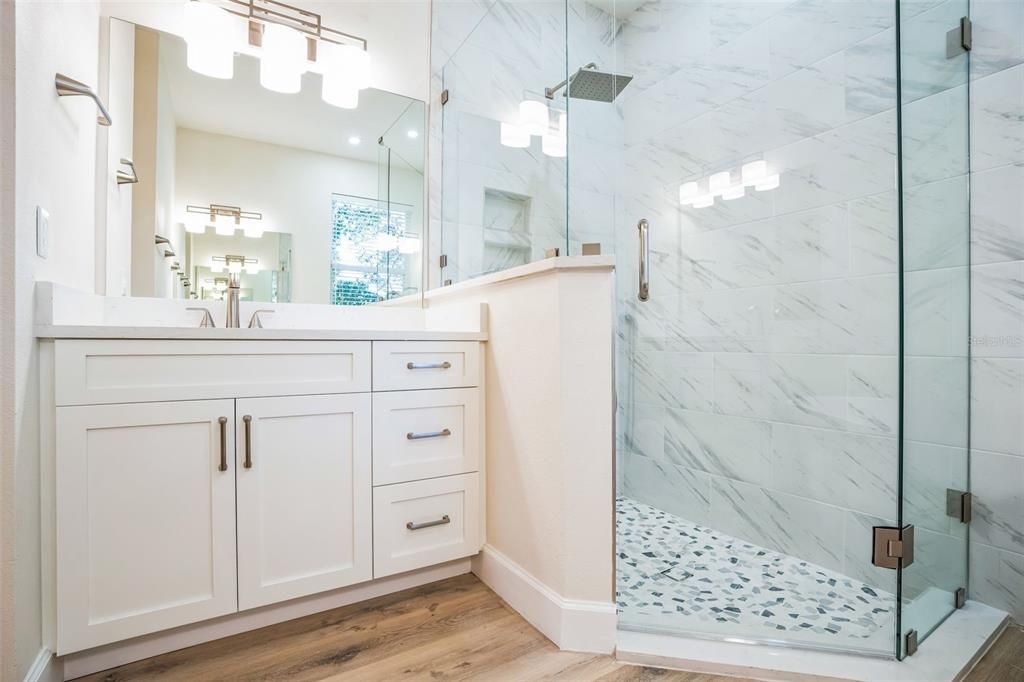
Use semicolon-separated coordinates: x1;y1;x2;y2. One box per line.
611;0;974;597
966;0;1024;622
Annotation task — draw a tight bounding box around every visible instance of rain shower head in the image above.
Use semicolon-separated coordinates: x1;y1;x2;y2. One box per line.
545;63;633;102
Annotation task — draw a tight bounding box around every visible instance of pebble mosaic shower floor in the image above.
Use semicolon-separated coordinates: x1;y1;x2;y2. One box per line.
616;497;896;645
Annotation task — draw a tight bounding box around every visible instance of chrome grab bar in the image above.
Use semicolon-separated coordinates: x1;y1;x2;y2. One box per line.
406;428;452;440
116;158;139;185
637;218;650;302
406;515;451;531
55;73;113;126
406;361;452;370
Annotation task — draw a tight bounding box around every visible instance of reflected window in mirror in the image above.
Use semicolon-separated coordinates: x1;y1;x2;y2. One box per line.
330;194;415;305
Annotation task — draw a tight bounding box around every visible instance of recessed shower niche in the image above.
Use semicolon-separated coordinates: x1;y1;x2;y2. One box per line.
481;188;531;275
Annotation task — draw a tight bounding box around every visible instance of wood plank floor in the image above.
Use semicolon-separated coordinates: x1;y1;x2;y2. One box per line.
77;574;1023;682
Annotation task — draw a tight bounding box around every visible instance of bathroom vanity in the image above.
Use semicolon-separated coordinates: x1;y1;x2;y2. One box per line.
37;304;487;660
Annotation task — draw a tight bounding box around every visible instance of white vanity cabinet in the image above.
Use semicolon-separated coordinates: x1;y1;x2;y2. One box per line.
55;399;239;653
235;393;373;610
45;338;484;656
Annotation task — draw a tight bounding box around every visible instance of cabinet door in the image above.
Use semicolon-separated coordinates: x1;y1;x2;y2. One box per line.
236;394;372;610
56;400;237;654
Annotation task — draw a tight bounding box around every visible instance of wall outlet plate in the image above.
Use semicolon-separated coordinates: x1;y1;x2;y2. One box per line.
36;206;50;258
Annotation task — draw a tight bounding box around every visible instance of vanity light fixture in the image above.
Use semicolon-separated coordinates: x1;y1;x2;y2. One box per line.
186;203;263;236
183;0;371;108
680;158;780;209
211;254;260;274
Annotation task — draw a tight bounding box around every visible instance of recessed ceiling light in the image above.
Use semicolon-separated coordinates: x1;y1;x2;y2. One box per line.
348;136;361;145
407;130;419;139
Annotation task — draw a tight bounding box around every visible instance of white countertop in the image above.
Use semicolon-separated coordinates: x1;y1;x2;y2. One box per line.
35;325;487;341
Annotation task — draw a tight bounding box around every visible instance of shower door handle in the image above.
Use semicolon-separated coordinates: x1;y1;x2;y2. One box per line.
637;218;650;302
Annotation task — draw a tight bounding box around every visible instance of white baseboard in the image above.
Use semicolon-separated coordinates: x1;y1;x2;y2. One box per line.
24;648;60;682
471;544;616;654
62;558;471;680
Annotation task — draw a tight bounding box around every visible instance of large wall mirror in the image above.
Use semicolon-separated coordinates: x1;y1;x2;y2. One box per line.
99;16;425;306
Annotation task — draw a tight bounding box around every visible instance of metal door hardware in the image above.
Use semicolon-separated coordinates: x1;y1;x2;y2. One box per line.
872;525;914;569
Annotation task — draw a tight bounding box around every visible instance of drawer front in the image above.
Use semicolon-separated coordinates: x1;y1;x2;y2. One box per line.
372;388;480;485
372;341;480;391
55;340;371;405
373;473;481;578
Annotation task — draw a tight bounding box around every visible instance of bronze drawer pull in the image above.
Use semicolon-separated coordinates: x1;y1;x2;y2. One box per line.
406;428;452;440
218;417;228;471
406;515;451;531
243;415;252;468
406;361;452;370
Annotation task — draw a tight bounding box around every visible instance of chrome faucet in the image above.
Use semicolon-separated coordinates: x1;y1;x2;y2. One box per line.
225;272;241;328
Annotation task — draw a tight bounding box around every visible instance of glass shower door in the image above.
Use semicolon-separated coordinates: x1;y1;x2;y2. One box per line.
896;0;972;656
589;0;906;657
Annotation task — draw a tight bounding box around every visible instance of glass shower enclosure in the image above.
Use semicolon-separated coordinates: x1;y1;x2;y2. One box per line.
430;0;972;661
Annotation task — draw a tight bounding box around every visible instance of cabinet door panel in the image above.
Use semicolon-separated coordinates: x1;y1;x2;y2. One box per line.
236;394;372;609
56;400;237;654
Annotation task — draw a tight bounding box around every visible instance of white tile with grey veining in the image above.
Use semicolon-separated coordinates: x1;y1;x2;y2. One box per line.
972;359;1024;457
969;541;1024;620
970;0;1024;80
904;267;970;358
709;477;846;573
901;86;969;187
971;449;1024;555
898;0;969;103
971;63;1024;172
903;356;969;448
971;261;1024;359
664;408;772;488
971;164;1024;266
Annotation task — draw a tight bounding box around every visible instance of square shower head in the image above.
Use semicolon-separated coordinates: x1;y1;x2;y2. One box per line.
566;68;633;102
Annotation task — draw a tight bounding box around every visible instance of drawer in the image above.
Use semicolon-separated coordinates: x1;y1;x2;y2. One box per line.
54;340;371;405
372;341;480;391
373;473;480;578
372;388;480;485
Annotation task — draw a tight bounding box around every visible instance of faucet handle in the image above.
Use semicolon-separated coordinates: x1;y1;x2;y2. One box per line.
248;310;275;329
187;307;216;328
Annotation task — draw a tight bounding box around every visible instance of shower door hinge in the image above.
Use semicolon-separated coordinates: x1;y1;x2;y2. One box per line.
441;89;449;105
439;254;448;268
946;489;973;524
904;629;919;657
947;16;972;57
872;524;915;569
955;587;967;609
545;247;561;258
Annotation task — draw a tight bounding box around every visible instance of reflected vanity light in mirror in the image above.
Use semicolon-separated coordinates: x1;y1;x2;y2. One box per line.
679;181;699;205
755;174;780;191
184;1;234;79
260;23;306;94
680;159;779;209
722;185;746;200
214;215;236;236
519;100;549;136
500;122;530;148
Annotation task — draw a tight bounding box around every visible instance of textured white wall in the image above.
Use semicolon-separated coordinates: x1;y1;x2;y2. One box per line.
14;1;101;678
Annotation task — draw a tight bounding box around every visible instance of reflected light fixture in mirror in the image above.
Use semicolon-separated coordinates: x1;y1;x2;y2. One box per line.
184;1;235;79
260;22;306;94
500;122;530;148
519;100;549;136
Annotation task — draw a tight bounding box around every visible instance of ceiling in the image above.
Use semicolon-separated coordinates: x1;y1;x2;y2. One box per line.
159;33;425;171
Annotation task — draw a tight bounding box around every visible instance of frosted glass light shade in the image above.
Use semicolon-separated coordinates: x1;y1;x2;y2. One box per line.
184;1;235;79
519;100;549;136
709;171;731;194
184;215;206;233
398;236;421;254
679;181;699;205
722;185;746;200
227;260;242;274
260;23;306;94
214;215;236;236
500;122;530;148
755;174;780;191
320;42;362;108
742;160;767;185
